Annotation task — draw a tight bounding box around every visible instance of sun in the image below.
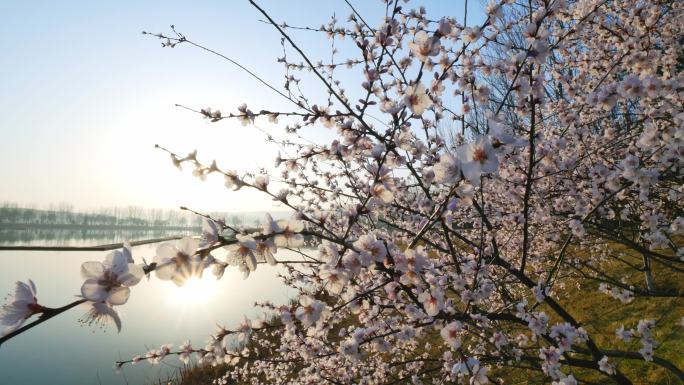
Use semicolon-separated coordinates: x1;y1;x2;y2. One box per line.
165;275;218;307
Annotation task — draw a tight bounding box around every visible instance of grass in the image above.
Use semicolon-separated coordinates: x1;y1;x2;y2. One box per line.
488;241;684;384
557;243;684;384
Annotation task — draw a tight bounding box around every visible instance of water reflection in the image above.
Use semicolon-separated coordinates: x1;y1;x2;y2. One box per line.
0;235;296;385
0;226;196;246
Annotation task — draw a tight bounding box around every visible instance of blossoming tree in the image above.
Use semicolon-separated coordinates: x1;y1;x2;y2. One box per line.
2;0;683;384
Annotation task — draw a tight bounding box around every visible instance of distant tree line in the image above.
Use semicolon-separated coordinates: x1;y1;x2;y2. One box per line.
0;202;284;228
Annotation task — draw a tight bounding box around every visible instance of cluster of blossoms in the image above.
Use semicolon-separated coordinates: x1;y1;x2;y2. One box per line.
79;244;145;329
615;319;659;362
598;282;634;304
3;0;684;384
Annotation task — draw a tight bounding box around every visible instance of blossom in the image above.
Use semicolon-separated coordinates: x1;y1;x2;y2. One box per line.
80;245;144;306
154;237;208;286
615;324;633;342
533;281;549;302
488;119;526;147
408;31;440;62
254;175;269;190
418;289;444;317
146;349;163;365
404;83;432;116
274;219;305;248
470;365;489;385
599;283;634;304
199;219;221;250
236;316;252;344
568;219;586;238
237;103;254;126
462;26;481;43
451;359;469;375
0;280;42;335
549;323;585;352
212;262;228;280
451;357;487;385
527;312;549;335
255;239;277;266
490;332;508;349
598;356;615;375
226;235;258;273
262;213;279;235
395;248;427;285
79;301;122;332
201;107;222;121
319;265;349;295
159;343;173;360
318;241;340;264
170;154;182;170
179;341;193;364
440;321;463;349
433;153;461;184
280;306;293;325
353;234;387;265
456;136;498;185
294;295;325;327
639;344;654;361
371;183;394;204
224;170;243;190
339;338;360;360
670;217;684;234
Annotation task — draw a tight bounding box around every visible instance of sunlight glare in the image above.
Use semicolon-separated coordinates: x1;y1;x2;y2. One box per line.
165;275;218;307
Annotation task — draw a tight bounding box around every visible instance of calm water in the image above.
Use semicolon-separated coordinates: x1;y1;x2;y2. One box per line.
0;227;196;246
0;233;294;385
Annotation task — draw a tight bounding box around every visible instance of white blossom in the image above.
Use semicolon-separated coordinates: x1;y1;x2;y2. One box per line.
154;237;208;286
80;244;143;306
456;136;498;185
295;295;325;327
0;280;42;335
404;83;432;116
274;219;305;248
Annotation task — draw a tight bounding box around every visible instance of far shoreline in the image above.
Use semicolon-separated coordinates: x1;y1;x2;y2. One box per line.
0;223;199;231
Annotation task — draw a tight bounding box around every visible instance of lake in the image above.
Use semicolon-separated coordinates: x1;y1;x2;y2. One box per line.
0;230;295;385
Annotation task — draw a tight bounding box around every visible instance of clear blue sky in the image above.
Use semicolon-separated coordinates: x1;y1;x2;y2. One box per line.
0;0;484;212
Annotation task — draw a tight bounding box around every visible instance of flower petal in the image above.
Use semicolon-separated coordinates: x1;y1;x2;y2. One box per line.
0;303;30;327
155;243;178;262
274;235;287;247
177;237;199;256
264;251;277;266
246;253;257;272
93;302;121;332
171;274;187;287
288;234;305;248
81;279;108;302
107;286;130;306
81;262;104;279
14;281;34;302
289;220;304;232
155;262;175;281
106;250;129;275
120;264;144;286
262;213;277;234
122;242;134;263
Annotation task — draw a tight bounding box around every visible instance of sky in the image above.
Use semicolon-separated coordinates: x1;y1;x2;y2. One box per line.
0;0;484;213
